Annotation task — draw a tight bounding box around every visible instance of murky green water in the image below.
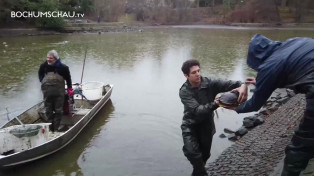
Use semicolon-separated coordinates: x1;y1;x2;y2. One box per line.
0;27;313;176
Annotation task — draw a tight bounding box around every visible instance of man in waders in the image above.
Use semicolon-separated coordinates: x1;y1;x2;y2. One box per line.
233;34;314;176
38;50;73;132
179;59;248;176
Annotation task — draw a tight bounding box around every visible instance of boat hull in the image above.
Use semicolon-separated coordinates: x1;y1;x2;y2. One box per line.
0;84;113;168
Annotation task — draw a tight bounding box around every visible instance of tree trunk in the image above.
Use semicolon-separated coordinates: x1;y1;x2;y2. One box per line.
211;0;216;15
295;0;302;22
274;0;281;22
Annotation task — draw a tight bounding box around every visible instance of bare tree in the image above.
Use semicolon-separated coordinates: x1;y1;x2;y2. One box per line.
274;0;281;22
94;0;125;22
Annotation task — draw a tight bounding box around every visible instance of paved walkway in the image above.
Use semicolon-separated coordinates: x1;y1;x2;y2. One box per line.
206;94;312;175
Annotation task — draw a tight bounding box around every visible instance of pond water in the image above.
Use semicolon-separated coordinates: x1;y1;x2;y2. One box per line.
0;27;313;176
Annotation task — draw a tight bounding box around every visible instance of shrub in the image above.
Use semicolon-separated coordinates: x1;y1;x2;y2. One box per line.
33;0;65;30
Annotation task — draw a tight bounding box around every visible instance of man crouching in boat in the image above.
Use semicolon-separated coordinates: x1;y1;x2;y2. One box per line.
38;50;73;132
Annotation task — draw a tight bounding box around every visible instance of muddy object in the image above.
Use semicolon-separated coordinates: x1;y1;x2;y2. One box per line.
243;119;255;128
235;127;248;136
218;92;239;107
243;115;265;128
254;117;264;126
259;107;271;115
228;133;238;141
224;128;236;134
219;133;227;138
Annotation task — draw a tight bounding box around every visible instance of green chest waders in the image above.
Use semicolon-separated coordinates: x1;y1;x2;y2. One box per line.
41;72;65;131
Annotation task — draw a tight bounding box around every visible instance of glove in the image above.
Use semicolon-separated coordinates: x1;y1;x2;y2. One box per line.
67;88;74;96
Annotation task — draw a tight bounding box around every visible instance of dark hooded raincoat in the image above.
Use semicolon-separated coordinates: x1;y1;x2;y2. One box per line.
236;34;314;176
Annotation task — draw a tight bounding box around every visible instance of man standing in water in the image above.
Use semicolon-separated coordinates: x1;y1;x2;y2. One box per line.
234;34;314;176
38;50;73;132
179;59;248;176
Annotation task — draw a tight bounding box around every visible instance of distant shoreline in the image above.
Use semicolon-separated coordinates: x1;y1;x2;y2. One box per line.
1;23;314;37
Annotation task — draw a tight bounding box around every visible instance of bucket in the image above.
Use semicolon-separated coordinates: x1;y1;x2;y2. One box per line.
81;81;104;101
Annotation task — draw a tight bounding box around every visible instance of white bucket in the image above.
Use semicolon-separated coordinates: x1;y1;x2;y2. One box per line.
81;81;104;101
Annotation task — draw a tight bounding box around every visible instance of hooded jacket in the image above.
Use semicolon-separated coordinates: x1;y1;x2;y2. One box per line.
236;34;314;113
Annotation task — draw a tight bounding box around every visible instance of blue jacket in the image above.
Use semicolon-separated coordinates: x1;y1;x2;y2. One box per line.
236;34;314;113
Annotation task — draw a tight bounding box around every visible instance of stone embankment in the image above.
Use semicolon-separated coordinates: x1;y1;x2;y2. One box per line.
207;89;306;175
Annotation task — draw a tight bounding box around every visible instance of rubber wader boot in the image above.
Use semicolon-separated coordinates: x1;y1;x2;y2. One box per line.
190;158;208;176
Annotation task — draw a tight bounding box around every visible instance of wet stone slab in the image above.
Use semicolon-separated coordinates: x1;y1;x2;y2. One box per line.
206;94;306;176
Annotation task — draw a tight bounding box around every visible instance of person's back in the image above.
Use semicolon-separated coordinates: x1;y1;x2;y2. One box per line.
257;36;314;90
235;34;314;176
237;35;314;113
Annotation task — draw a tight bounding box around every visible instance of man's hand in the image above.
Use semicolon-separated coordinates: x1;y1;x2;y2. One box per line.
67;88;74;96
245;77;256;85
214;93;222;105
231;84;248;103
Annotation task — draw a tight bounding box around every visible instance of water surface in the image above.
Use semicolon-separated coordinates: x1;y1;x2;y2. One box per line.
1;27;313;176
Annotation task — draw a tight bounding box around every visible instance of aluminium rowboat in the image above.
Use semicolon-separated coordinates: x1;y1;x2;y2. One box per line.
0;83;113;168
